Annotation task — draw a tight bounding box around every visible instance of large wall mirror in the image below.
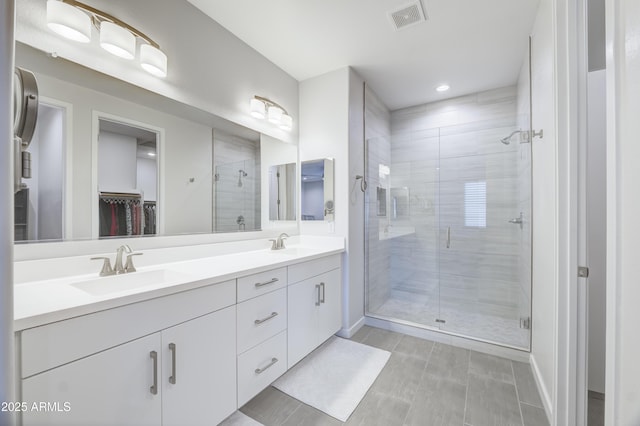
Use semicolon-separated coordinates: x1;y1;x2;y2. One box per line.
13;42;297;243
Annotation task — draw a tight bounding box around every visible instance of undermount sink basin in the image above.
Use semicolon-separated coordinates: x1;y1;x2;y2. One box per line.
268;247;319;257
71;269;188;296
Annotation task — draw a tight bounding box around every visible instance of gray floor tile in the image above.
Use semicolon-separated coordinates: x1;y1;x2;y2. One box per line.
521;403;549;426
346;391;411;426
240;387;301;426
350;325;373;343
393;334;434;360
469;351;515;384
512;361;543;408
425;343;470;385
370;352;427;403
360;327;403;352
464;374;523;426
404;373;466;426
588;395;605;426
281;404;343;426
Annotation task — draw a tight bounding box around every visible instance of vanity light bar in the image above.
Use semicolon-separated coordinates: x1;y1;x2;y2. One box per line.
46;0;168;78
250;96;293;132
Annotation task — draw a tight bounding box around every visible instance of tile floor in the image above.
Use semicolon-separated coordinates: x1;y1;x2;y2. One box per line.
240;326;549;426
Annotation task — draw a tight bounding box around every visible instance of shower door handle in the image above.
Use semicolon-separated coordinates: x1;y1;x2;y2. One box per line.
446;227;451;249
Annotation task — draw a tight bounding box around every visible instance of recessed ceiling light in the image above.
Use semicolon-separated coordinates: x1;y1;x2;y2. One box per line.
436;84;450;92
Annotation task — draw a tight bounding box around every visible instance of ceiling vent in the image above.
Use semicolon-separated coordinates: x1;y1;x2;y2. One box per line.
388;1;427;31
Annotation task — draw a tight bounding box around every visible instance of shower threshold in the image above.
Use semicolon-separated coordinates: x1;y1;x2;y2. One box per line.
364;312;531;360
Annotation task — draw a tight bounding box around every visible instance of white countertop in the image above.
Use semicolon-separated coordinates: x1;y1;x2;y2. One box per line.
14;237;345;331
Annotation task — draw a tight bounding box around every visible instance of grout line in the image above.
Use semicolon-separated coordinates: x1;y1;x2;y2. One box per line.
511;361;526;426
462;349;471;425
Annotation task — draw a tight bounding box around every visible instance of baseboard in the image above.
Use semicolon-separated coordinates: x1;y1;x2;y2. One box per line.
530;353;553;423
336;316;365;339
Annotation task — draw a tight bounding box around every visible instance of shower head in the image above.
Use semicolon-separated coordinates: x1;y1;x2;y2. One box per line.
237;169;247;187
500;130;524;145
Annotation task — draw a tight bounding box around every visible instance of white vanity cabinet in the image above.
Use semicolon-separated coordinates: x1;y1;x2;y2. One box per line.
287;255;342;368
19;281;237;426
22;333;162;426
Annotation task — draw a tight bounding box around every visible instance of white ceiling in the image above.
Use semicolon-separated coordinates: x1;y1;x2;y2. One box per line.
187;0;540;111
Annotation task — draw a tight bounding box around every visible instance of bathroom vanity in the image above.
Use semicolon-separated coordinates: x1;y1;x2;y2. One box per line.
14;237;344;426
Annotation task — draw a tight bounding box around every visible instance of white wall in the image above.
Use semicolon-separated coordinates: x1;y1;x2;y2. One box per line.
137;158;157;202
98;131;137;192
605;0;640;422
15;0;298;144
35;105;64;241
0;0;15;420
529;0;557;418
586;70;606;394
299;67;360;332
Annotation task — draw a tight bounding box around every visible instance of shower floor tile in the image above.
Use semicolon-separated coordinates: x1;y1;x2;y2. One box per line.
371;291;529;349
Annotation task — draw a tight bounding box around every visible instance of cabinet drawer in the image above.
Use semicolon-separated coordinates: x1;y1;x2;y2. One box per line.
237;288;287;354
288;254;341;285
237;267;287;302
237;330;287;407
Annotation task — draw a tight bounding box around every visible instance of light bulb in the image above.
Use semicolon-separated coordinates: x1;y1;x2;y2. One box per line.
140;44;168;78
46;0;91;43
100;22;136;60
250;98;266;119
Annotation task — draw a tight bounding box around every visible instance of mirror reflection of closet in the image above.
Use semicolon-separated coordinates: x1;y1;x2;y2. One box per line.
96;117;159;238
269;163;296;221
14;100;66;242
301;158;335;221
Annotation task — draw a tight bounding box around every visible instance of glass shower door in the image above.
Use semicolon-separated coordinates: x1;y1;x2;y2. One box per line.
213;159;257;232
436;120;530;349
365;131;443;330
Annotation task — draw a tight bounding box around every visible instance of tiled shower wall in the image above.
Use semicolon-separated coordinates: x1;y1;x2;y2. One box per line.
367;85;530;348
213;130;261;233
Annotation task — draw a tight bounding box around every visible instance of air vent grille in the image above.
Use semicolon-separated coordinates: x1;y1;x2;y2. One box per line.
389;2;427;31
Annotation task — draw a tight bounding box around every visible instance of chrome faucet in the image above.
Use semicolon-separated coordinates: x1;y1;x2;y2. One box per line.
114;245;132;274
269;233;289;250
91;245;143;277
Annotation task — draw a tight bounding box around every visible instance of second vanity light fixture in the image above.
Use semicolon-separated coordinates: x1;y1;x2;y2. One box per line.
250;96;293;132
46;0;168;78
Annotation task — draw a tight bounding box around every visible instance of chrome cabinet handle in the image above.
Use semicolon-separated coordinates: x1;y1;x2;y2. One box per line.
255;357;278;374
320;282;325;304
255;312;278;325
150;351;158;395
446;226;451;249
169;343;177;385
255;278;279;288
315;284;321;306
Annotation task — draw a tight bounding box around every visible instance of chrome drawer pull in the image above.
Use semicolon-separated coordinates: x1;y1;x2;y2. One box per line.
150;351;158;395
315;284;321;306
320;282;325;304
169;343;177;385
255;357;278;374
254;312;278;325
255;278;279;287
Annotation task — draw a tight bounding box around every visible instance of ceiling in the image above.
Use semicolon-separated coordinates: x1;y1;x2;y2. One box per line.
187;0;540;111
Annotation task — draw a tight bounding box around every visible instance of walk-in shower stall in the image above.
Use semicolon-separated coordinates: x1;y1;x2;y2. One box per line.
364;60;533;349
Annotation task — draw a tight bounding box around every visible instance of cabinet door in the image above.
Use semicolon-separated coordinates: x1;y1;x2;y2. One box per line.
22;334;162;426
287;278;320;368
317;268;343;344
162;306;236;426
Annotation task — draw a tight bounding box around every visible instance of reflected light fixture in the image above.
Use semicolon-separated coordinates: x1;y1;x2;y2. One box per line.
45;0;168;78
436;84;450;92
250;95;293;131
